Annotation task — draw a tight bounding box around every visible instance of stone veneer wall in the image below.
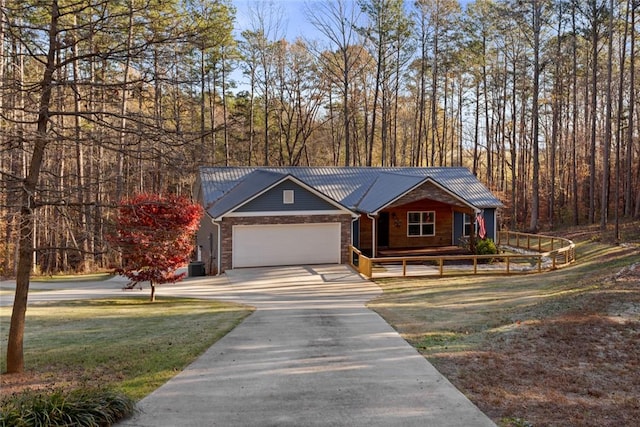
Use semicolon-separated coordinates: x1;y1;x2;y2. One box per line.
219;214;353;272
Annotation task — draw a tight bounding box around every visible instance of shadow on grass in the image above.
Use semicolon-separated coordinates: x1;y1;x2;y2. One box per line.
0;297;254;400
368;240;640;426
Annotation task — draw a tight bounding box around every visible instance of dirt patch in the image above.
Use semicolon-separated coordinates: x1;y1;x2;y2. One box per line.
429;261;640;426
1;367;95;397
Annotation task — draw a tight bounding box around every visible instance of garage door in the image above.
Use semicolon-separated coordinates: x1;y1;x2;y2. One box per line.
232;223;341;268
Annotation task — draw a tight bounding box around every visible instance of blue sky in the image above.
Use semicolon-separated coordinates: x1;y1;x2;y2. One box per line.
233;0;472;43
233;0;319;40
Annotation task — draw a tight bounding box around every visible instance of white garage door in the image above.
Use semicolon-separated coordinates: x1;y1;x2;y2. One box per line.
232;223;341;268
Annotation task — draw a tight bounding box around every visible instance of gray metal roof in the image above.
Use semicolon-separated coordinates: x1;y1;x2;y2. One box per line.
205;169;287;219
198;167;503;218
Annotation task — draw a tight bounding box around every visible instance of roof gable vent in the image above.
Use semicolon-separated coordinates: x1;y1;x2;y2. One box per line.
283;190;294;204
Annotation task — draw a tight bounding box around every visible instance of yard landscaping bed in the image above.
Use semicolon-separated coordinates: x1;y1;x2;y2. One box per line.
369;224;640;427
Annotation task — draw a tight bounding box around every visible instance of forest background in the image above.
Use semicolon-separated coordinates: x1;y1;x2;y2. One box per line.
1;0;639;277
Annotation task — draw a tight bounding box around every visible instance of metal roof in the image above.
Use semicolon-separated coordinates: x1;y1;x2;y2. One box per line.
198;167;503;218
205;169;286;219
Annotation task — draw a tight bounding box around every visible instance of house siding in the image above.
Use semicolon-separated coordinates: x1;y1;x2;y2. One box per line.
483;209;497;241
453;211;465;246
196;215;219;275
219;214;353;273
387;200;455;248
359;200;480;253
452;209;498;246
196;167;503;271
237;181;338;212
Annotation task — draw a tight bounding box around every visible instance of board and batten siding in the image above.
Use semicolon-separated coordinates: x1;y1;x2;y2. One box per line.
236;181;339;212
452;209;497;245
195;215;219;275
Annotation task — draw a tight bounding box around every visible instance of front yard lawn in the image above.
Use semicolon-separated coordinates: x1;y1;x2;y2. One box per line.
1;297;253;400
369;238;640;426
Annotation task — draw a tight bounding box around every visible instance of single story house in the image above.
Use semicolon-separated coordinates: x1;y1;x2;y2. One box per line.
193;167;503;274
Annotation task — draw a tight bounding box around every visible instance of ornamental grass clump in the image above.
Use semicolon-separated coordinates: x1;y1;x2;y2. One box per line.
0;387;135;427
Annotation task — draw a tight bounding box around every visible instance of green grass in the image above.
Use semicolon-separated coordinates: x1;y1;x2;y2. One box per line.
0;297;253;400
368;240;640;355
368;238;640;425
30;272;114;282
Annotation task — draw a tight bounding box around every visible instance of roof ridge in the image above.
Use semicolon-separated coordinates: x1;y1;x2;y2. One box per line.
352;174;381;210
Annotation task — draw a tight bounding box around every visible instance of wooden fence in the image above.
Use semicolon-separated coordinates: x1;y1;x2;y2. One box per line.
349;231;576;279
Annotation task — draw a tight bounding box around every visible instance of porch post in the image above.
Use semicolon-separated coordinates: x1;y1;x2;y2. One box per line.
470;228;476;253
368;214;377;258
470;210;476;253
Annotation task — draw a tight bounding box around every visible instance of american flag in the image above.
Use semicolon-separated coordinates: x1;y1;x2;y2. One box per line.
477;213;486;239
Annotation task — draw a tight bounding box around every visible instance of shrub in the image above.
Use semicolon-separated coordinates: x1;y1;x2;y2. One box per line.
0;388;135;426
475;239;498;264
475;238;498;255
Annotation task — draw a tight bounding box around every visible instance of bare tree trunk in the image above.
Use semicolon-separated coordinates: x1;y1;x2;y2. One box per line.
416;48;426;166
625;2;636;217
369;49;381;167
481;32;492;186
263;69;270;166
200;49;207;162
588;9;600;225
529;1;542;233
510;58;518;230
116;0;135;200
7;0;59;374
71;14;89;272
222;49;230;166
473;80;480;176
614;0;630;240
430;29;439;168
548;5;563;230
600;0;614;232
571;2;580;226
343;71;351;166
249;66;256;166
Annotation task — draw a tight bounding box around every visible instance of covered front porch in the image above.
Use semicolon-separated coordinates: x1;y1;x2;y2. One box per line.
353;178;487;259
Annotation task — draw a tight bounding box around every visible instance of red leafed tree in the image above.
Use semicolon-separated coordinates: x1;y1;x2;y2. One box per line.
110;193;203;301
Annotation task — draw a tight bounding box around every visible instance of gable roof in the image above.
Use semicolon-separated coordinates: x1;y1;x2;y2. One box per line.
200;169;355;219
204;169;284;219
197;167;503;218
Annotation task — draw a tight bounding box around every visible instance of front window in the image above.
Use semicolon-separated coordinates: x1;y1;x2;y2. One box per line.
463;213;475;237
407;211;435;236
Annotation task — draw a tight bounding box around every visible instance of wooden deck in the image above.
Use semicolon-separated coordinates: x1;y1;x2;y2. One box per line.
349;231;576;279
376;246;471;257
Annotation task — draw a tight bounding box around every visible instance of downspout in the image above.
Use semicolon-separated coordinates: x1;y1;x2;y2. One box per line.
367;213;377;258
351;214;360;265
350;214;360;246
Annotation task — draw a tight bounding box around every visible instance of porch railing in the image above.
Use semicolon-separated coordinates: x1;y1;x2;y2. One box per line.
348;231;575;279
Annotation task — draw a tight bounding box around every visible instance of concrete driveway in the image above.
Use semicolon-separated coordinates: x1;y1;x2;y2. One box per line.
116;265;495;427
